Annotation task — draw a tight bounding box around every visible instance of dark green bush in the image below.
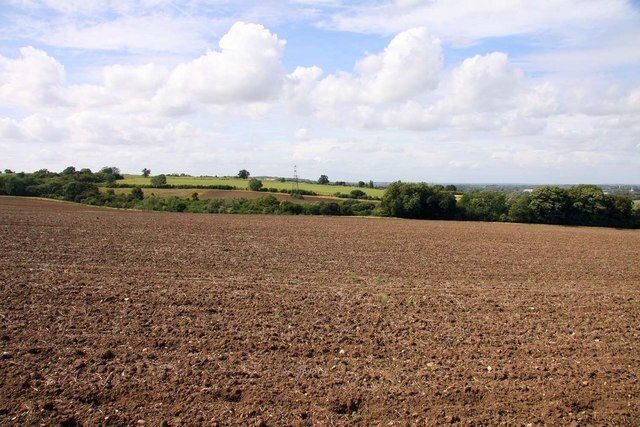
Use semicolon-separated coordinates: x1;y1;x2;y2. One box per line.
379;182;457;219
130;187;144;201
63;181;100;202
150;174;167;187
459;191;507;222
248;179;263;191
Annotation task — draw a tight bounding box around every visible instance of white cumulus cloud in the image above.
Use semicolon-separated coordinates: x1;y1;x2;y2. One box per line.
104;63;170;97
354;27;441;103
285;26;442;119
446;52;523;112
155;22;286;110
0;47;68;109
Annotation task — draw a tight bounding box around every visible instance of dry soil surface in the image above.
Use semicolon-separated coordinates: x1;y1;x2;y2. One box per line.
0;197;639;426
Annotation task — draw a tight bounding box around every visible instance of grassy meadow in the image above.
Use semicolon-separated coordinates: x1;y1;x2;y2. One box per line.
119;174;386;197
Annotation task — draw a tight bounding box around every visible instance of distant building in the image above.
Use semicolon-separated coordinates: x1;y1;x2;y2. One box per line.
523;189;533;193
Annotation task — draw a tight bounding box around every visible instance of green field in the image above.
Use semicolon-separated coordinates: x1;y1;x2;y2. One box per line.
119;175;386;198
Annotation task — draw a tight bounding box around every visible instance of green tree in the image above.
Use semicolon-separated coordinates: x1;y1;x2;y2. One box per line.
506;193;532;223
349;189;367;199
98;166;123;184
150;174;167;187
33;169;51;178
166;197;187;212
459;191;507;222
62;166;76;175
368;180;374;189
319;202;341;215
142;168;151;178
248;178;263;191
255;195;279;213
238;169;250;179
379;182;457;219
604;194;633;226
358;181;366;188
3;175;28;196
528;186;570;224
632;203;640;227
567;185;607;225
100;166;121;176
62;182;99;202
130;187;144;200
318;175;329;185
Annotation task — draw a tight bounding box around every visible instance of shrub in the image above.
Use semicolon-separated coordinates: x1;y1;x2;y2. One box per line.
248;179;263;191
350;189;367;199
279;201;303;215
62;181;100;202
166;197;188;212
130;187;144;200
150;174;167;187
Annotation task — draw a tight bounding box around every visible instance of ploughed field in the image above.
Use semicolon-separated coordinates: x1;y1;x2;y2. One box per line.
0;197;639;426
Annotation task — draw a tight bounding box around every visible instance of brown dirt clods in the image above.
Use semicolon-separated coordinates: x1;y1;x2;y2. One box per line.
1;197;639;425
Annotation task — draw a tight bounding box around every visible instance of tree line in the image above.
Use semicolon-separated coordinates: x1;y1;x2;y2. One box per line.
0;168;638;228
379;182;639;228
0;167;122;202
0;168;376;217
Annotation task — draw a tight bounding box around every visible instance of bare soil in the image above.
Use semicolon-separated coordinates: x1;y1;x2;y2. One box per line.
0;196;638;426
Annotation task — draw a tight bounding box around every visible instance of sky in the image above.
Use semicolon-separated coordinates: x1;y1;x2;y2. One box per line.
1;0;639;183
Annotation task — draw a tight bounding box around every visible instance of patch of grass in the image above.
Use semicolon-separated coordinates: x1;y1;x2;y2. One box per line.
406;296;415;307
120;175;249;188
119;174;385;197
